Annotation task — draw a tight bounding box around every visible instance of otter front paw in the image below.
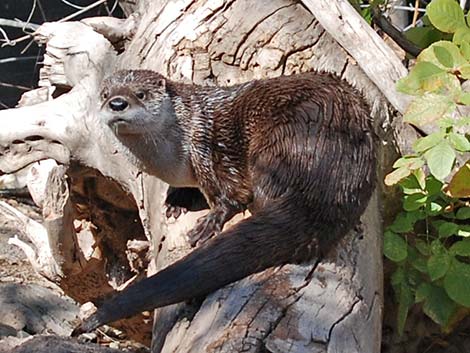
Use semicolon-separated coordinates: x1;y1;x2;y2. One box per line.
187;212;223;247
165;204;187;219
165;187;210;220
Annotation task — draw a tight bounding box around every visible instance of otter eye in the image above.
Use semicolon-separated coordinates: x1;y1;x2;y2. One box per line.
101;91;108;100
135;90;146;100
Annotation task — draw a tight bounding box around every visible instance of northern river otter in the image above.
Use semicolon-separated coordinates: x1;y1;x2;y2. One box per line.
73;69;376;334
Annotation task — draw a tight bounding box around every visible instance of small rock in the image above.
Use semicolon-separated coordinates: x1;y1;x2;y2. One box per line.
0;323;18;338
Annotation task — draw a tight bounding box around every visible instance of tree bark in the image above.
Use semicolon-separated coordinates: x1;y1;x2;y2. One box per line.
0;0;402;352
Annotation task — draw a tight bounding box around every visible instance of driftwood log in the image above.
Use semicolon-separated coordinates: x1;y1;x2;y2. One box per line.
0;0;411;351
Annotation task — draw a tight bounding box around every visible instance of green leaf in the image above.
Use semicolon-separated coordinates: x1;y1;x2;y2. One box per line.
405;26;446;50
450;239;470;256
413;131;446;153
431;239;447;254
412;255;429;273
460;40;470;60
428;253;451;280
418;41;467;68
415;239;431;256
415;282;430;303
424;140;456;180
425;175;444;195
400;173;425;194
434;45;454;67
448;161;470;197
458;92;470;105
397;282;414;335
393;156;424;169
457;64;470;80
407;24;441;42
452;116;470;127
404;94;456;128
444;259;470;307
427;202;443;216
391;266;406;286
415;283;458;327
385;167;412;186
384;231;408;262
397;62;446;95
448;132;470;151
427;0;466;33
403;193;428;211
437;221;459;237
453;26;470;45
390;212;416;233
456;207;470;219
409;209;427;222
361;7;373;24
422;14;433;27
413;168;426;190
391;268;414;335
457;225;470;237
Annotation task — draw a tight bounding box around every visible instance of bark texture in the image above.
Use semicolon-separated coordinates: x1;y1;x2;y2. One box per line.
0;0;404;351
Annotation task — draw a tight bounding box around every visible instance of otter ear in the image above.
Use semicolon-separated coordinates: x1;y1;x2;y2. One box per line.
157;78;166;90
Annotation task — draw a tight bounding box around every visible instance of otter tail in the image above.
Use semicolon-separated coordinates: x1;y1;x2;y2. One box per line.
72;199;346;335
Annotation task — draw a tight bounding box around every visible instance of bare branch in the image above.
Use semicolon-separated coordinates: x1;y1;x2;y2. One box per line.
302;0;410;114
0;56;39;65
0;18;40;31
60;0;108;22
61;0;86;10
0;81;32;91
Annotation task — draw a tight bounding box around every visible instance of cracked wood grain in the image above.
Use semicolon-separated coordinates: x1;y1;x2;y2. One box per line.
0;0;386;351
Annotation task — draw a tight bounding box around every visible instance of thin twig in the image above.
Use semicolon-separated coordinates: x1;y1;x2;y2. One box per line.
59;0;108;23
0;19;40;31
25;0;37;32
0;56;39;64
372;7;422;57
1;0;108;48
20;38;35;55
412;0;420;27
0;26;13;45
0;82;32;91
1;34;31;47
36;0;47;22
60;0;86;10
108;0;119;14
391;5;426;12
403;18;423;32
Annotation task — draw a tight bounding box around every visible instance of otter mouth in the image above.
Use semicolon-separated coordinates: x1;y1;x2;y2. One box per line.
107;117;136;135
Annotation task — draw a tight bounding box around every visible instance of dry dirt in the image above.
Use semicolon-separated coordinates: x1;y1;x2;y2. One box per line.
0;197;148;353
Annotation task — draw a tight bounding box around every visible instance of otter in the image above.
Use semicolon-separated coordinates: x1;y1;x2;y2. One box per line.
73;69;376;334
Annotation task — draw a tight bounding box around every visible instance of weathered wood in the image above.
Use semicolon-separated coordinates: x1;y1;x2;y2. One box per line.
0;283;78;338
0;0;392;351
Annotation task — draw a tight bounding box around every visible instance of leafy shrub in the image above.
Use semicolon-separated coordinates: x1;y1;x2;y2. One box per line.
384;0;470;334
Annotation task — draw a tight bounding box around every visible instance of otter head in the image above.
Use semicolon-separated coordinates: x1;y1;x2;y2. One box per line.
99;70;196;187
100;70;173;136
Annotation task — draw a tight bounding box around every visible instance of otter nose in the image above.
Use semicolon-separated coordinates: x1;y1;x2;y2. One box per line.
108;97;129;112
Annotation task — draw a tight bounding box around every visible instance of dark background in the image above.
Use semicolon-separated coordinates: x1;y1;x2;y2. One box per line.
0;0;122;108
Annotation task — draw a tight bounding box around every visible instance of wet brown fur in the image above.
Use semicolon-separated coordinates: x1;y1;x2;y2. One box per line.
73;70;376;334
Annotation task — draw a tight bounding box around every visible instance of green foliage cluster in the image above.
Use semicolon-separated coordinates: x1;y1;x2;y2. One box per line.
384;0;470;334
